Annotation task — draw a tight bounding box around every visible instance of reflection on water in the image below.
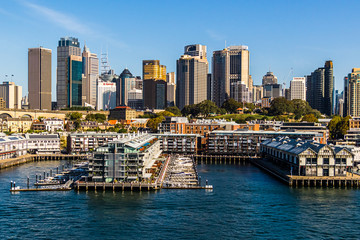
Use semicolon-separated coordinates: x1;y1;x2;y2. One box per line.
1;161;360;239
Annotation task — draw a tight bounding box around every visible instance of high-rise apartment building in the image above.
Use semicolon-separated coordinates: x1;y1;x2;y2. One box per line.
28;47;52;110
82;45;99;107
176;45;208;110
345;68;360;117
290;77;306;101
142;60;166;80
306;61;334;116
212;46;250;106
0;82;22;109
262;71;278;85
57;37;81;109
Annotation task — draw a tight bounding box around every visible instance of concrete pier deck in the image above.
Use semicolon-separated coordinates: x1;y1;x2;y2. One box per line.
74;181;161;191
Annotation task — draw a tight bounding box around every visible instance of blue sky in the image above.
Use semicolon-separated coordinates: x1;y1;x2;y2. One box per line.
0;0;358;100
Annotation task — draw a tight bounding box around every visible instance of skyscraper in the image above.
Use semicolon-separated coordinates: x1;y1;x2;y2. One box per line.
212;45;250;106
57;37;81;109
290;77;306;100
116;68;135;106
28;47;52;110
68;55;83;107
143;60;167;109
82;45;99;107
306;61;334;116
345;68;360;116
176;45;208;110
262;71;278;85
0;82;22;109
142;60;166;80
166;72;176;106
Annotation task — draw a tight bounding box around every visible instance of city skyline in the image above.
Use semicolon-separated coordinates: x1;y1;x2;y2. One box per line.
0;0;359;99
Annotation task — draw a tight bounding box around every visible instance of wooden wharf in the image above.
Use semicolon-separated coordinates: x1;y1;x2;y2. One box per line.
0;154;88;170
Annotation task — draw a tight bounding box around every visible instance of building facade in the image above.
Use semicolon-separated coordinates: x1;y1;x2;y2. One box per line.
57;37;81;109
82;45;99;107
176;50;208;110
0;82;22;109
262;71;278;85
96;80;116;110
143;79;167;109
290;77;306;100
28;47;52;110
142;60;166;80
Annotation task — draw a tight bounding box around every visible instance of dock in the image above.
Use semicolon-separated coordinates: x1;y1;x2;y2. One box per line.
74;181;161;191
251;158;360;188
0;154;88;170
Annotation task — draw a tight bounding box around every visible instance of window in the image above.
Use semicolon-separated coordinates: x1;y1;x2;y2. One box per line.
323;158;329;164
306;158;311;164
335;158;340;164
341;158;347;164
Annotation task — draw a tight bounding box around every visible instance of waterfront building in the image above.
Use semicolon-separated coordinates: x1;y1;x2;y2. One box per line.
82;45;99;107
261;137;353;177
156;133;200;154
176;47;208;110
206;130;320;156
212;45;250;106
157;117;189;134
280;122;327;143
262;71;278;85
0;134;27;159
0;82;22;109
56;37;81;109
96;80;116;110
28;47;52;110
31;120;45;131
88;133;162;182
67;132;126;153
43;118;64;132
290;77;306;101
306;61;334;116
25;133;60;154
142;60;166;81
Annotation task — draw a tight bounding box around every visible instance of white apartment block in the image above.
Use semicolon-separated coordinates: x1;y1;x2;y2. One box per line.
290;77;306;101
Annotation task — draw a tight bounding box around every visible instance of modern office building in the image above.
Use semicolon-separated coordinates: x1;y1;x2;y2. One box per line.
262;71;278;85
176;47;208;110
184;44;207;59
207;73;212;101
284;88;291;100
306;61;334;116
263;84;282;98
230;82;251;103
128;89;143;109
212;45;250;106
116;68;136;106
96;80;116;110
143;79;167;109
252;85;263;102
82;45;99;107
142;60;166;80
0;82;22;109
56;37;81;109
166;72;175;84
290;77;306;100
68;55;83;107
344;76;349;116
28;47;52;110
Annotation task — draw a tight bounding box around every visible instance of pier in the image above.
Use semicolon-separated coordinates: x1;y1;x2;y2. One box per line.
0;154;88;170
74;182;160;191
193;154;258;165
251;158;360;188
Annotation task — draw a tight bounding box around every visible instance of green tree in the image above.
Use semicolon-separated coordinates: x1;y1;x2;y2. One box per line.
302;114;318;123
146;116;165;131
328;116;351;139
94;113;107;123
198;100;219;118
181;104;200;118
269;97;292;116
66;112;83;121
244;102;256;112
290;99;313;119
157;111;175;117
221;98;241;114
85;114;96;121
73;119;82;130
165;106;182;116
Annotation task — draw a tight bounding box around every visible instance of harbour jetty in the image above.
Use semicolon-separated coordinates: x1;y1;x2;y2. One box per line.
0;154;88;170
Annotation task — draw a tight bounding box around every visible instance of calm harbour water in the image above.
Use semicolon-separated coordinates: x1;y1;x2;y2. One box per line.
1;161;360;240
